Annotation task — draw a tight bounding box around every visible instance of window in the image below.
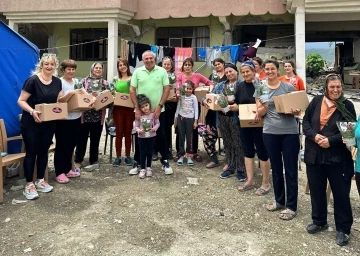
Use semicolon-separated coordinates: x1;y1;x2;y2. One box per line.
70;28;108;61
156;27;210;61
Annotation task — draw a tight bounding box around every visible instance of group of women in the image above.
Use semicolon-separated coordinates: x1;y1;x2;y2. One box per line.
17;52;359;246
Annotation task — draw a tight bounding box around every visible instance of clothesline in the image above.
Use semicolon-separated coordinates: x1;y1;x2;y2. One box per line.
39;34;298;51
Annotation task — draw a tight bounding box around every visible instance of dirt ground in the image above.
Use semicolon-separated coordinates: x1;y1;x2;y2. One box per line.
1;93;360;256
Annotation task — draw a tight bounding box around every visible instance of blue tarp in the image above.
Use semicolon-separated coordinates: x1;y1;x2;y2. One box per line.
0;21;39;153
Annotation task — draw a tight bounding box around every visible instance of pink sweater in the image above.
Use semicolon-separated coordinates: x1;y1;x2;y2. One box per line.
133;112;160;138
176;73;212;93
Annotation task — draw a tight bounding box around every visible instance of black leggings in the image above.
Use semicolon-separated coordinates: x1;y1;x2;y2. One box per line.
22;127;54;182
356;172;360;196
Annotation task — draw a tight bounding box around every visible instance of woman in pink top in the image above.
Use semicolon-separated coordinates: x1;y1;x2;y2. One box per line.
174;58;213;162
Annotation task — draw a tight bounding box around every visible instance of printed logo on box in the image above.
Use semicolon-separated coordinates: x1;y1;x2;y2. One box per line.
206;98;212;104
83;98;90;103
120;95;129;100
52;107;62;113
248;121;260;125
101;97;108;103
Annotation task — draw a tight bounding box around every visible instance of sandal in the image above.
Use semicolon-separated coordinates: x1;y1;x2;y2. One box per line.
56;173;70;184
237;183;255;192
194;154;203;162
255;186;271;196
279;208;297;221
66;170;80;178
266;202;285;212
206;162;219;168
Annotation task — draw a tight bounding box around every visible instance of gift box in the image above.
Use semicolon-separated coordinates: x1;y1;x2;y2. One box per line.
94;90;114;111
67;94;93;112
273;90;309;113
114;93;134;108
238;104;263;127
195;86;210;102
205;94;222;111
35;103;68;121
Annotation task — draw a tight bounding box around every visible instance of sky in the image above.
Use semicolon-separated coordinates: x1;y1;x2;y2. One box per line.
305;42;335;49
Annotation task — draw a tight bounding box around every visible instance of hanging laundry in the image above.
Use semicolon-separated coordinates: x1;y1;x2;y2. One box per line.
241;42;258;62
235;44;247;64
230;45;239;63
220;46;231;63
253;39;262;49
206;46;222;67
128;42;151;67
157;46;164;64
151;45;159;57
174;47;192;73
120;39;129;59
198;48;206;60
163;47;175;59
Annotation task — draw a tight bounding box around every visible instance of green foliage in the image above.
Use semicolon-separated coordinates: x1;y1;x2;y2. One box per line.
306;53;325;73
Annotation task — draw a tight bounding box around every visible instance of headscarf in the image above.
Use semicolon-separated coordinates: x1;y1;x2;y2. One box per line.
224;63;238;73
324;74;356;122
89;62;104;79
241;60;255;70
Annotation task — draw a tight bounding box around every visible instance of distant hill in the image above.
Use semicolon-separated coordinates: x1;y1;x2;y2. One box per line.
306;48;335;67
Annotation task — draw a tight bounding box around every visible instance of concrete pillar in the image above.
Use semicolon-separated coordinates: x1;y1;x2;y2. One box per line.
107;19;118;80
8;20;18;32
295;6;306;86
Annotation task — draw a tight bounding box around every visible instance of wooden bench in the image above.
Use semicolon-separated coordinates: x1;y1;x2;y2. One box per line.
0;119;25;203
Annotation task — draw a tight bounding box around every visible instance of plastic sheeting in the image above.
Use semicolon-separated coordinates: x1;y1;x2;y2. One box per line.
0;21;39;153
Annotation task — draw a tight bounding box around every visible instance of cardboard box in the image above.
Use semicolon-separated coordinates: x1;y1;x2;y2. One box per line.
273;90;309;113
94;90;114;111
195;86;210;102
35;103;68;122
114;93;134;108
238;104;263;128
67;94;93;112
205;94;222;111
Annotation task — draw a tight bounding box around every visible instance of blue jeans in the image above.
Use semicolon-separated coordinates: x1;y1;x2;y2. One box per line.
263;133;300;211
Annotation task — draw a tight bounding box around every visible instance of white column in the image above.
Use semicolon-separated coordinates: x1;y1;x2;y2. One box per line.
8;20;18;32
107;19;118;81
295;6;306;87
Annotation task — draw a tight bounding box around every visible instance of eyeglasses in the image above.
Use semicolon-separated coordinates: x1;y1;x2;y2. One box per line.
42;53;57;58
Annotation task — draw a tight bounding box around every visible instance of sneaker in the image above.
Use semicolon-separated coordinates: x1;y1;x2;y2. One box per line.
152;153;159;161
187;157;194;166
23;183;39;200
177;157;184;166
124;156;133;166
146;167;153;177
162;160;173;175
220;169;235;179
35;180;54;193
139;169;146;179
113;157;121;167
84;162;99;172
129;162;140;175
237;172;247;182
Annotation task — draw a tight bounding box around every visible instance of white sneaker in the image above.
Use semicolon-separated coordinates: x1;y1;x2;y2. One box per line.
162;160;173;175
139;169;146;179
35;180;54;193
129;163;140;175
84;163;99;172
23;183;39;200
146;167;153;177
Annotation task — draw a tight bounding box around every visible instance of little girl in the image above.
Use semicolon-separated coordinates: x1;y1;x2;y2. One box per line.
133;94;160;178
174;80;199;166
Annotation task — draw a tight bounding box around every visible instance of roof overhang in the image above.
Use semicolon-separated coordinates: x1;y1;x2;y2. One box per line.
286;0;360;14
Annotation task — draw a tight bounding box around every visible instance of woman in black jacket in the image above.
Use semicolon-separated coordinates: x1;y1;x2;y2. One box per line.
303;74;356;246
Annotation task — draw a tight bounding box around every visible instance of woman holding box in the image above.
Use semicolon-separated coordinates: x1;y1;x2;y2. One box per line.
203;63;246;181
256;59;300;220
54;59;95;183
18;54;62;200
112;58;134;167
228;61;270;195
74;62;110;172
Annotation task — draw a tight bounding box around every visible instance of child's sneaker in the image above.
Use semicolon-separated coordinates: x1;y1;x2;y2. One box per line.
177;156;184;166
162;160;173;175
139;169;146;179
146;167;153;177
35;180;54;193
129;162;140;175
84;162;99;172
23;183;39;200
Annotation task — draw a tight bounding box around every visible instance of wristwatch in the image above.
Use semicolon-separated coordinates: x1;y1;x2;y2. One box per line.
30;109;34;116
158;103;164;108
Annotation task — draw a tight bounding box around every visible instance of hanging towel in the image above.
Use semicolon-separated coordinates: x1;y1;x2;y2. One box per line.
120;39;129;59
230;45;239;63
157;46;164;64
151;45;159;58
198;47;206;60
241;42;257;62
174;47;193;73
220;46;231;63
235;44;246;64
253;39;262;49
